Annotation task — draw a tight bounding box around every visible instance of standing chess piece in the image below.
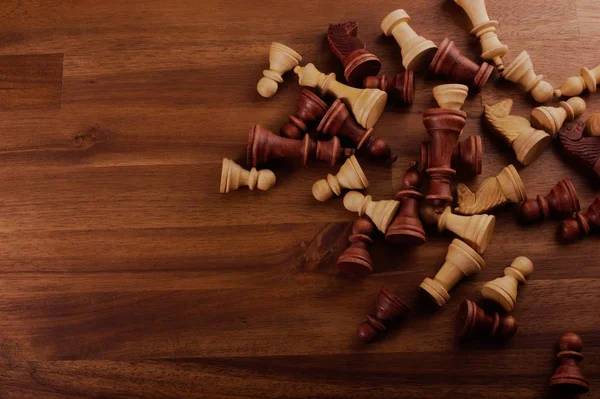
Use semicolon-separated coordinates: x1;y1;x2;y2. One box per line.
555;64;600;98
343;191;400;234
420;239;485;306
455;164;527;215
549;333;590;394
280;89;329;139
456;299;517;339
484;99;551;166
531;97;587;136
312;155;369;202
429;38;494;90
428;206;495;254
294;63;387;129
363;71;414;105
357;287;410;343
317;99;397;164
327;21;382;86
220;158;276;193
481;256;533;312
518;179;580;224
337;216;375;277
247;125;354;167
557;120;600;180
559;196;600;242
421;135;483;176
502;51;556;103
380;9;438;71
257;42;302;98
386;161;426;246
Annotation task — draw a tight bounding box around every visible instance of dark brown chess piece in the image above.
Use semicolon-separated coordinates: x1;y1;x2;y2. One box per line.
558;120;600;180
549;332;590;394
518;179;580;224
430;38;494;91
420;135;483;176
247;125;354;167
456;299;517;339
356;287;410;343
316;99;397;164
363;71;414;105
559;196;600;242
386;161;426;245
280;89;329;139
337;216;375;277
327;21;382;87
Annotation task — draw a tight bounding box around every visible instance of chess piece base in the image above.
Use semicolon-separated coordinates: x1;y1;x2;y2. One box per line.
337;248;373;277
420;277;450;306
344;50;382;87
385;217;426;246
513;128;552;166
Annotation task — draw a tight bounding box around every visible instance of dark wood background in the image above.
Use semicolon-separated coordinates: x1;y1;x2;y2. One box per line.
0;0;599;398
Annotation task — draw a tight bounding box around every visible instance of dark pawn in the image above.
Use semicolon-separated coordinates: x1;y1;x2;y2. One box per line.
357;287;409;343
337;216;375;277
317;99;397;164
363;71;414;105
518;179;580;224
280;89;329;139
421;135;483;176
549;333;590;394
456;299;517;340
559;196;600;242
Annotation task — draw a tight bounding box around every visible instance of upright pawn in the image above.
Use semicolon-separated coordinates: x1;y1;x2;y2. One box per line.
429;206;495;254
337;216;375;277
530;97;586;136
220;158;276;193
549;333;590;394
357;287;410;343
312;155;369;202
481;256;533;312
421;135;483;176
554;64;600;97
456;299;517;339
280;89;329;139
363;71;414;105
518;179;580;224
343;191;400;234
559;196;600;242
502;51;556;103
257;42;302;98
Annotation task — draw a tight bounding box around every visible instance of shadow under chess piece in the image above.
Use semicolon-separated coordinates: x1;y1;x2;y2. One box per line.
481;256;533;312
555;64;600;98
357;287;410;343
220;158;276;193
518;179;580;224
549;332;590;394
531;97;586;136
456;299;517;339
312;155;368;202
343;191;399;234
280;89;329;139
337;216;375;277
421;135;483;176
502;51;556;103
363;71;414;105
430;206;495;254
559;196;600;242
257;42;302;98
557;120;600;180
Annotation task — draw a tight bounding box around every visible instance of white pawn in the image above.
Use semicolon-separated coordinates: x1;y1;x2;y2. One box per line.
481;256;534;312
220;158;276;193
434;206;495;254
555;64;600;97
530;97;587;136
257;42;302;98
343;191;399;233
312;155;368;202
502;51;556;103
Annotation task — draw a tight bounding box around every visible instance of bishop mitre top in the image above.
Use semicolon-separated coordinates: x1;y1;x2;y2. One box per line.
312;155;369;202
481;256;533;312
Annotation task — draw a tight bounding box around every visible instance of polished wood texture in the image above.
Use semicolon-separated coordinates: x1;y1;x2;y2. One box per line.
3;1;600;398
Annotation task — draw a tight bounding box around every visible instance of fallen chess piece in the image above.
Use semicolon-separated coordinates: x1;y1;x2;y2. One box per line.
357;287;410;343
456;299;517;340
557;119;600;180
518;179;580;224
337;216;375;277
343;191;399;234
554;64;600;98
421;135;483;176
586;112;600;137
280;89;329;139
257;42;302;98
363;71;414;105
481;256;533;312
549;332;590;394
312;155;368;202
220;158;276;193
530;97;586;136
502;51;556;103
559;196;600;242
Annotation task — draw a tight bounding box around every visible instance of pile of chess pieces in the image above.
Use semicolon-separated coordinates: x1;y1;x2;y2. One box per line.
221;1;596;394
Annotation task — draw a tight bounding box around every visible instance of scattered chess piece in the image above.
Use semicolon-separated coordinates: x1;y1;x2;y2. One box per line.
531;97;586;136
420;239;485;306
220;158;276;193
554;64;600;98
357;287;410;343
549;333;590;394
432;83;469;110
421;135;483;176
427;206;495;253
484;99;551;166
429;38;494;90
363;71;414;105
247;125;354;167
455;164;527;215
456;299;517;339
317;99;397;164
294;63;387;129
502;51;556;103
481;256;533;312
280;89;329;139
518;179;580;224
327;21;382;86
343;191;400;233
380;9;438;71
386;161;426;246
557;120;600;180
312;155;369;202
453;0;507;70
257;42;302;98
586;112;600;137
559;196;600;242
337;216;375;277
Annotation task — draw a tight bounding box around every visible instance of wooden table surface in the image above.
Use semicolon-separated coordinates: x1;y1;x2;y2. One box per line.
1;0;599;398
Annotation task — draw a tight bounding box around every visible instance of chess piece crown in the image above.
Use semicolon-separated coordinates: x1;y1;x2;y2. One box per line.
554;64;600;98
357;287;410;343
220;158;276;193
343;191;400;233
312;155;368;202
502;51;556;103
559;196;600;242
337;216;375;277
481;256;533;312
280;89;329;139
549;332;590;393
363;71;414;105
456;299;517;339
518;179;580;224
530;97;586;136
257;42;302;98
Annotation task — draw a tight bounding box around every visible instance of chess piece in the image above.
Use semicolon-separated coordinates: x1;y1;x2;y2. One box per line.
557;120;600;180
337;216;375;276
294;63;387;129
429;38;494;90
518;179;580;224
386;161;426;246
554;64;600;98
559;196;600;242
220;158;276;193
456;299;517;339
484;99;551;166
531;97;586;136
549;333;590;394
420;239;485;306
586;112;600;137
247;125;354;167
453;0;508;71
380;9;438;71
363;71;414;105
433;84;469;110
312;155;369;202
343;191;400;233
280;89;329;139
327;21;382;86
257;42;302;98
317;99;397;164
455;164;527;215
421;135;483;176
502;51;556;103
427;206;495;253
481;256;533;312
357;287;410;343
